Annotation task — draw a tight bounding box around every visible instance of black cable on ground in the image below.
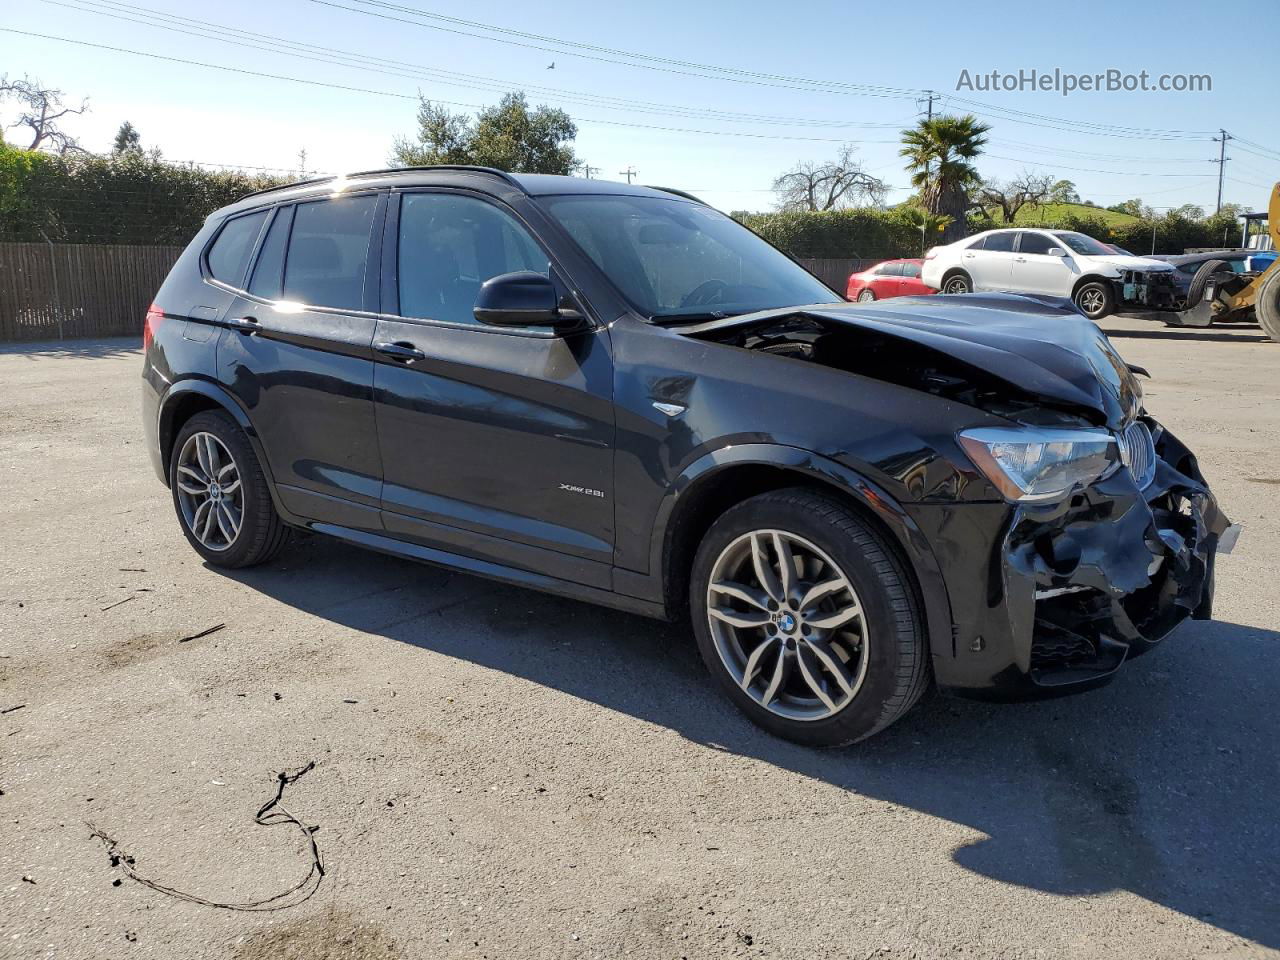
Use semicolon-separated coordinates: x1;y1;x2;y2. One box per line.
88;760;324;911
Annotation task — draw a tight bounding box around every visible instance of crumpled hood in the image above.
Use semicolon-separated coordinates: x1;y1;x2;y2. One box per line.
682;293;1144;429
1082;254;1174;272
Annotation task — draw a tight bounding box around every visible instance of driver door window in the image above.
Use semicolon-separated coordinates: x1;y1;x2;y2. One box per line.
396;192;549;325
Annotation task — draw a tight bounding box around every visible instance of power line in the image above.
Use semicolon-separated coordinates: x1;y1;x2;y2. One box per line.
39;0;914;131
0;29;908;145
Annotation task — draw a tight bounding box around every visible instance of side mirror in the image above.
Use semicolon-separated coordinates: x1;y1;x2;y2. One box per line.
1046;247;1067;258
474;271;560;327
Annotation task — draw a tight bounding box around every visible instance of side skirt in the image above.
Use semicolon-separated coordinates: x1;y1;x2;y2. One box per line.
308;521;670;621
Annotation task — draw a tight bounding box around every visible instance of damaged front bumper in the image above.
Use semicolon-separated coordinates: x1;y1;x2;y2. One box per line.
1117;268;1182;312
911;420;1237;700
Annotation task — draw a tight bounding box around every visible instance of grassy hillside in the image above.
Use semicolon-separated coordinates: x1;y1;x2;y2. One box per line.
987;202;1141;227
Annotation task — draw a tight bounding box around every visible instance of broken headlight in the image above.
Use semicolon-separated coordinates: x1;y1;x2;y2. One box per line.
958;426;1118;503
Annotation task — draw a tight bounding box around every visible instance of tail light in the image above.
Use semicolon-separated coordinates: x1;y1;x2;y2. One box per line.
923;248;939;260
143;304;163;352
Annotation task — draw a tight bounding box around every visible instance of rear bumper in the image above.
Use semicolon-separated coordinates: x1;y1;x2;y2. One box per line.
910;419;1233;701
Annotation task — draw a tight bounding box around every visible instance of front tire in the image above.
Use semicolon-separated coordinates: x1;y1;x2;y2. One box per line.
169;410;289;568
1073;280;1115;320
689;489;929;747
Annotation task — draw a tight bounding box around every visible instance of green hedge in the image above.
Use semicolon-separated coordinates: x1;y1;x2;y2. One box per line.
739;205;1245;260
0;145;284;245
736;209;926;259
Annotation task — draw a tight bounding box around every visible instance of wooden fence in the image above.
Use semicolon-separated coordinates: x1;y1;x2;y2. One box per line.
0;242;183;342
797;258;879;292
0;244;886;343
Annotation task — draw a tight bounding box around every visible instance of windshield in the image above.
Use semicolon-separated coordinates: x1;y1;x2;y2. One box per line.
1053;232;1117;257
541;195;839;320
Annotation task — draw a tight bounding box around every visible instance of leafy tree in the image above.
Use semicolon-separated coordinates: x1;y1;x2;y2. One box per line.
392;92;577;174
112;121;141;155
1107;198;1154;219
772;145;886;212
898;205;955;254
0;75;89;153
899;114;990;242
977;171;1055;223
1048;179;1080;203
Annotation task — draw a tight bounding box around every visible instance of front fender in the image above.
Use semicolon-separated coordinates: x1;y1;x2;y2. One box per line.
650;443;954;661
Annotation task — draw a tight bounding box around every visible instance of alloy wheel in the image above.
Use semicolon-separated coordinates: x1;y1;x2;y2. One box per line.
1077;287;1105;316
706;529;869;721
944;277;970;294
174;431;243;552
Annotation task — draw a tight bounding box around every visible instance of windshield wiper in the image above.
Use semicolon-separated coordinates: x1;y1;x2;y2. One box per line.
649;309;743;325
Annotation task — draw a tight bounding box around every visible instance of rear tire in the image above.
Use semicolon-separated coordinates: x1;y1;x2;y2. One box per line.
689;488;930;747
856;289;876;302
169;410;290;568
942;272;972;295
1186;259;1231;308
1257;266;1280;343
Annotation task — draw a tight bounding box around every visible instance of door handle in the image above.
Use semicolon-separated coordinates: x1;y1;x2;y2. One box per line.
375;341;426;362
225;315;260;334
1014;257;1027;263
963;253;975;259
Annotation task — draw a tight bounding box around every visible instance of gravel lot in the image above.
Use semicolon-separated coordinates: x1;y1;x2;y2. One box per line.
1;316;1278;960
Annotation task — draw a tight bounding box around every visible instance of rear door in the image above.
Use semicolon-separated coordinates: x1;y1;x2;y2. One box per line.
370;188;615;587
899;261;930;295
1012;231;1075;296
874;261;905;298
968;231;1017;291
217;191;386;532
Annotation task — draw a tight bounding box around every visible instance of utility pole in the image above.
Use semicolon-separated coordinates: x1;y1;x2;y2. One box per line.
619;166;637;185
1213;129;1232;213
297;147;308;179
918;90;938;122
579;161;601;179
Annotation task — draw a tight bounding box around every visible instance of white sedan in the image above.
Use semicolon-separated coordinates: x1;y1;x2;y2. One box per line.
921;228;1178;319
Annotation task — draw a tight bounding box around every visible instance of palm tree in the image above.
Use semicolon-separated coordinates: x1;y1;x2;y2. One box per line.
900;115;990;242
899;206;955;255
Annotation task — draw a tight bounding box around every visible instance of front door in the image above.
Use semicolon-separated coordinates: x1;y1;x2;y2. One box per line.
1012;231;1076;296
218;192;386;532
371;190;616;588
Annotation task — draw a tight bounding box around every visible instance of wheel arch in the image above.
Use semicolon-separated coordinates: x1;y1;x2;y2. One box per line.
653;444;952;658
157;381;266;489
1070;273;1117;297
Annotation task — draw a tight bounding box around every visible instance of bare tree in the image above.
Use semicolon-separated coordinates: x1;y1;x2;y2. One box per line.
772;146;886;212
1;75;89;153
977;170;1055;223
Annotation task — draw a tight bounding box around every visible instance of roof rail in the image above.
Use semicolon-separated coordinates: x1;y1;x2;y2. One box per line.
647;185;707;205
238;165;525;202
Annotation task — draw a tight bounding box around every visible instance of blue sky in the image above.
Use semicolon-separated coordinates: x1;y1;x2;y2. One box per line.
2;0;1277;214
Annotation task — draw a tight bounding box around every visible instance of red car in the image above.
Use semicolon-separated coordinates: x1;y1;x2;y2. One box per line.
846;258;934;302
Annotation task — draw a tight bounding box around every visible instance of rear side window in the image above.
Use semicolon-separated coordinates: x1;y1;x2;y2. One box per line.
902;262;922;278
206;211;267;287
283;195;378;311
878;262;904;277
396;193;549;324
248;206;293;300
966;236;986;250
984;232;1016;253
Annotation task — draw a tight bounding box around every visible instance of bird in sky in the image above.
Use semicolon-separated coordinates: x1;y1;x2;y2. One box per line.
547;61;555;69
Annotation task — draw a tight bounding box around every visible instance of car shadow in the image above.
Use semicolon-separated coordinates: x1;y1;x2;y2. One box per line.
0;336;141;359
217;535;1280;947
1102;324;1272;345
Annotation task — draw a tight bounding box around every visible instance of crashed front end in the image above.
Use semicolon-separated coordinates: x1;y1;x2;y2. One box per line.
914;419;1235;699
1117;267;1181;312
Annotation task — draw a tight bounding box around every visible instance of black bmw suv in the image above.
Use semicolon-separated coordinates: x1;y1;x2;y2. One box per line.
142;166;1235;746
